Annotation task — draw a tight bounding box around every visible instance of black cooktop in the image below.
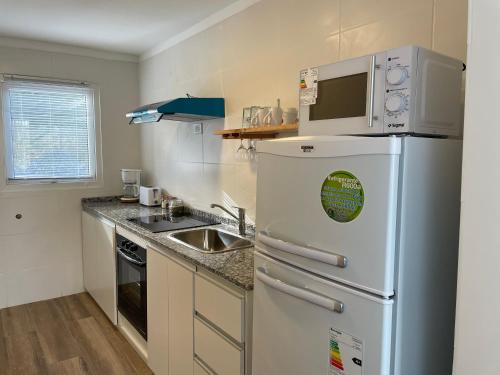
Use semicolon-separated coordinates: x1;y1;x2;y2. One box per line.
127;214;220;233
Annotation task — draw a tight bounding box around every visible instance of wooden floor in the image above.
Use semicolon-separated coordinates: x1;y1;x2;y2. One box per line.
0;293;152;375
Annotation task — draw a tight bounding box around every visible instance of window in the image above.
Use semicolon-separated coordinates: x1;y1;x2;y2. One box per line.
1;77;98;184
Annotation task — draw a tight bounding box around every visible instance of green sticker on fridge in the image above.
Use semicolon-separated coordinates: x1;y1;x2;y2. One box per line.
321;171;364;223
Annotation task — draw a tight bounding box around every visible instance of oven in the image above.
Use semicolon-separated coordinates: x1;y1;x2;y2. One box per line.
116;233;147;340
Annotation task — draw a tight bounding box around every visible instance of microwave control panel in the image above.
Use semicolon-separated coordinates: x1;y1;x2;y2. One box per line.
383;47;415;132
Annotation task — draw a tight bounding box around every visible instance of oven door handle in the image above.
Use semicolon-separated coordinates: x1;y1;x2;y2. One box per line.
117;247;146;266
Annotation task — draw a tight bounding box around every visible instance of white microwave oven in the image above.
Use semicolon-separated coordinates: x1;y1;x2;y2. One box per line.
299;45;463;137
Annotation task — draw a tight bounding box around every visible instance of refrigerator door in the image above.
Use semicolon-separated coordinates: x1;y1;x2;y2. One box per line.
252;252;393;375
256;136;400;297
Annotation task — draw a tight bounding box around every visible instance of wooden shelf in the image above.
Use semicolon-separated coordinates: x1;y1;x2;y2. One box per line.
213;123;299;139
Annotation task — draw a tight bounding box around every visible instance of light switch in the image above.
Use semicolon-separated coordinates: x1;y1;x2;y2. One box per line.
193;123;203;135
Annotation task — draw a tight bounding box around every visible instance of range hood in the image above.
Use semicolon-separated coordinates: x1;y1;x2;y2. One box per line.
126;96;225;124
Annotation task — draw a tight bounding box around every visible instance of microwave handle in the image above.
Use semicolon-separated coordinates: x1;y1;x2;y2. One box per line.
368;55;377;128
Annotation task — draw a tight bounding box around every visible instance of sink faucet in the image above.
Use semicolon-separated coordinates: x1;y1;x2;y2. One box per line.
210;203;246;236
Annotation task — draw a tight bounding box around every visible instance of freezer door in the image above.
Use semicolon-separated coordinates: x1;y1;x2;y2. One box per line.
252;253;393;375
256;136;400;297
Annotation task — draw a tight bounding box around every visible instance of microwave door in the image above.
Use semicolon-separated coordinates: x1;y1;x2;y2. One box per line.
299;53;386;136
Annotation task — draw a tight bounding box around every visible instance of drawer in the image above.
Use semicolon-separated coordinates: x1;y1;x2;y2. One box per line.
195;274;244;342
194;317;243;375
194;358;213;375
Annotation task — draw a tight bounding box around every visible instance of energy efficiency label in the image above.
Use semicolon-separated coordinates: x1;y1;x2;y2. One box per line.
329;328;363;375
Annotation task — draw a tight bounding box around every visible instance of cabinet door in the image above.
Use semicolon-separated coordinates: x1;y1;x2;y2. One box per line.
82;212;97;297
94;217;117;324
147;248;170;375
168;258;194;375
148;247;195;375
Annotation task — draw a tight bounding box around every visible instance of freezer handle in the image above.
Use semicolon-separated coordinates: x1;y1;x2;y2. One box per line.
258;231;348;268
256;267;344;313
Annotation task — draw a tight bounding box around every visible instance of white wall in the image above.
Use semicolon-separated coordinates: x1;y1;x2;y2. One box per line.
0;46;141;308
454;1;500;373
139;0;468;221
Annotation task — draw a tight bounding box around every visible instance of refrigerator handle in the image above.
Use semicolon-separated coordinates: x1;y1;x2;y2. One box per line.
256;267;344;313
258;231;348;268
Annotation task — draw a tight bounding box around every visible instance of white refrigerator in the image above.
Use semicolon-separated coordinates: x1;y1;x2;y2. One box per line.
252;135;462;375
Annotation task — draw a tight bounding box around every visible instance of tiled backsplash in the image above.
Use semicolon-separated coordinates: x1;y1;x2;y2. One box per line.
139;0;468;221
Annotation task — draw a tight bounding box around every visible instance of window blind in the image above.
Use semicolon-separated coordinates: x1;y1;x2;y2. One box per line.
1;79;96;182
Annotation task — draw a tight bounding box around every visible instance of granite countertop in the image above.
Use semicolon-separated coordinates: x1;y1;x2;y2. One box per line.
82;197;255;290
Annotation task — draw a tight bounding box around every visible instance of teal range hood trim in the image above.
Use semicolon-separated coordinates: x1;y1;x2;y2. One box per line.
126;97;225;124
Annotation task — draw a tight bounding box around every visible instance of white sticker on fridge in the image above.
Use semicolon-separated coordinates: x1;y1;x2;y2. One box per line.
329;328;363;375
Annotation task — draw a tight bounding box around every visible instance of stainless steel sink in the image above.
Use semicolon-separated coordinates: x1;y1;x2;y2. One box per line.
168;228;253;254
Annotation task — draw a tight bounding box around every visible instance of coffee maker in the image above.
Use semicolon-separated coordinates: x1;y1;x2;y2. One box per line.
120;169;141;203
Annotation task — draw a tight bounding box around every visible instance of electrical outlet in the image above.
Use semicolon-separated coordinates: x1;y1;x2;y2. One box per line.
193;123;203;135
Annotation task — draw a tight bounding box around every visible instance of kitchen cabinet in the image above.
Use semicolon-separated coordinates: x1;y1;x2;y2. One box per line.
194;271;252;375
147;247;169;375
147;246;195;375
168;257;195;374
82;211;97;296
81;211;117;324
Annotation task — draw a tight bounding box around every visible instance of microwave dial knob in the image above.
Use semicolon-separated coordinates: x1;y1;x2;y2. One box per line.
385;94;407;113
387;67;408;85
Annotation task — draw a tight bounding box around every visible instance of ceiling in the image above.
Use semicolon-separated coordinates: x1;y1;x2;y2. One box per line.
0;0;239;56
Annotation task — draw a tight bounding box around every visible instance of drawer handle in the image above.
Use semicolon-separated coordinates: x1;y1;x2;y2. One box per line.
258;231;347;268
256;267;344;313
194;356;216;375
